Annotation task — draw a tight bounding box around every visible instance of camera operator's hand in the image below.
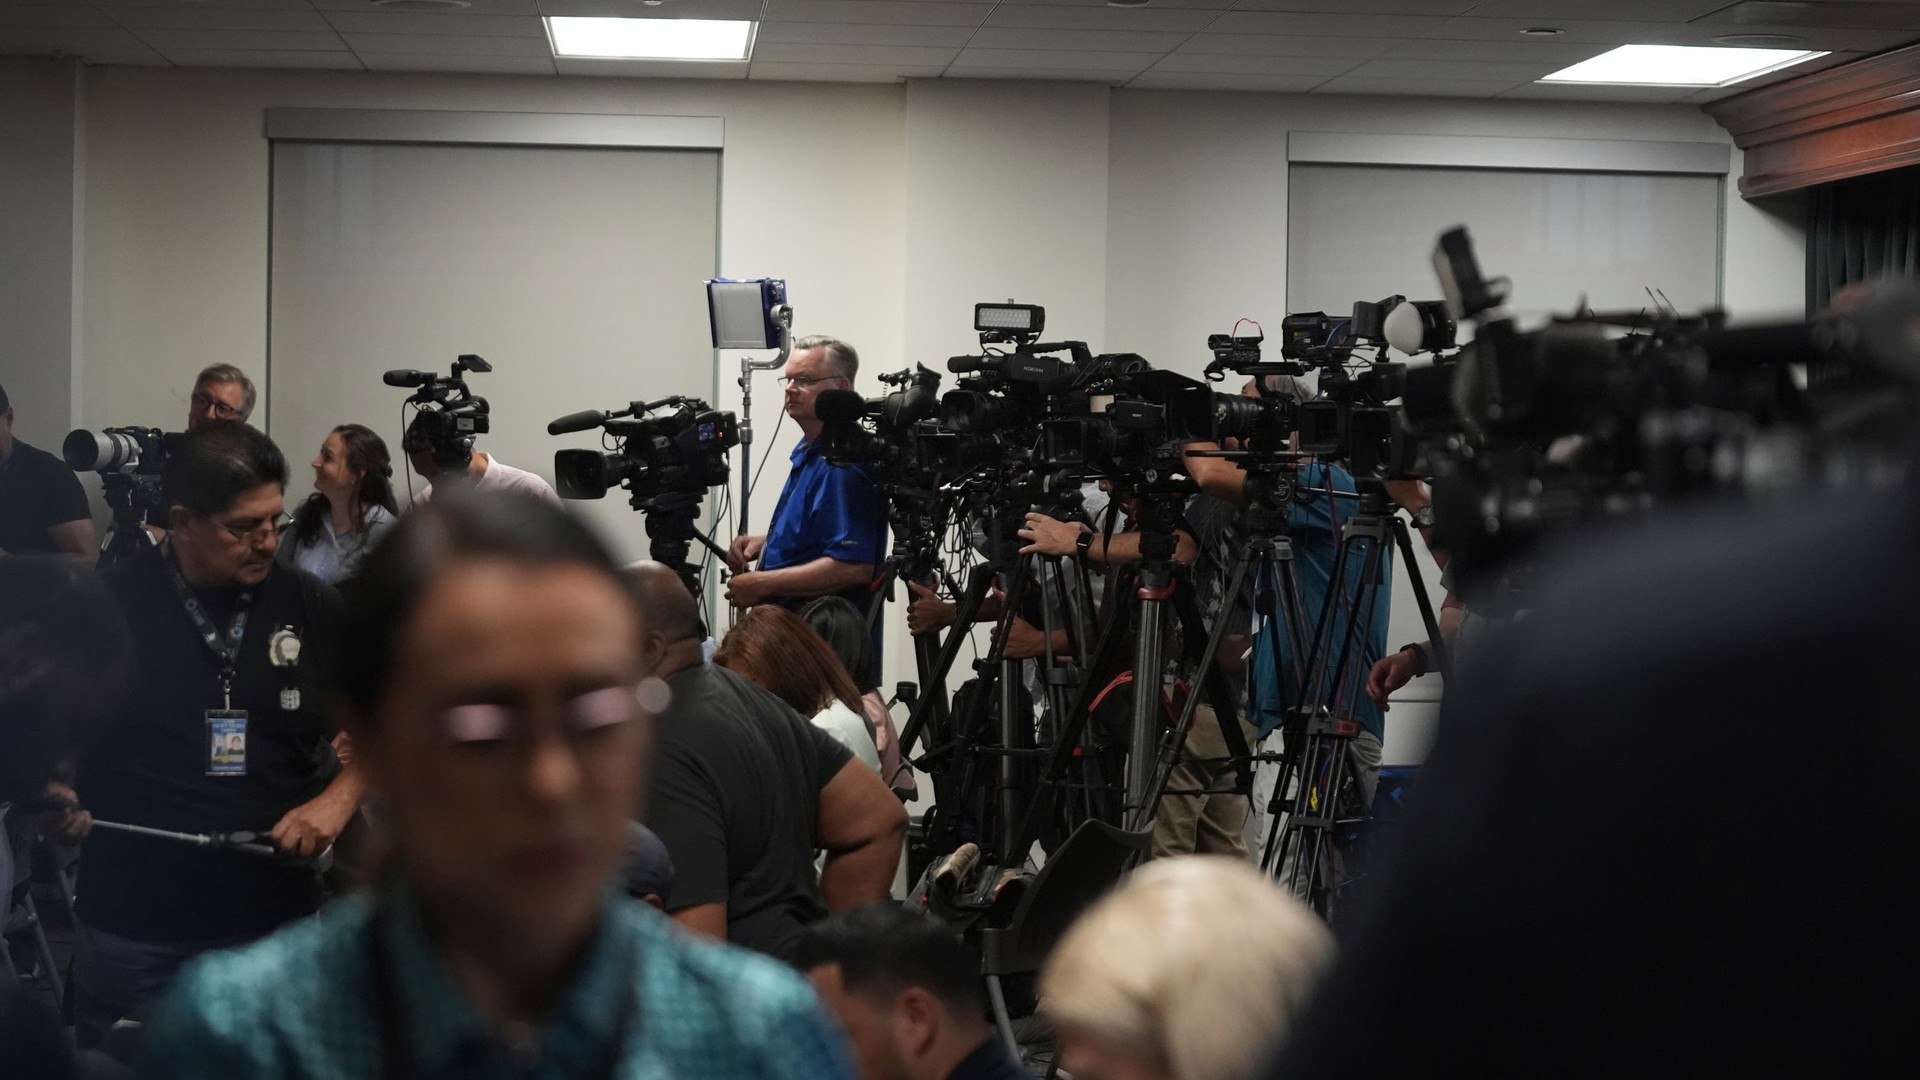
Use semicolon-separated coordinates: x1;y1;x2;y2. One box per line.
725;570;774;609
1366;650;1418;708
270;788;356;859
39;781;91;844
997;618;1049;661
726;534;766;574
1019;513;1088;557
905;580;956;637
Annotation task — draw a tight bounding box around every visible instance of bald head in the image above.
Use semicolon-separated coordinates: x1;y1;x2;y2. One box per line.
629;561;705;644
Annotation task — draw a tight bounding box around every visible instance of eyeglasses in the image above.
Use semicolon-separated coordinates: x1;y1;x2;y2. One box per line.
778;374;846;390
190;392;245;421
209;512;292;545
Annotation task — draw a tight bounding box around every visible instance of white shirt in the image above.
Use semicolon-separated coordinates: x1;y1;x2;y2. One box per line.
419;453;561;506
811;699;881;774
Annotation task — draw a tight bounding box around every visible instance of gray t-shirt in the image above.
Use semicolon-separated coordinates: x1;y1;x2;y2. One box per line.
419;454;561;506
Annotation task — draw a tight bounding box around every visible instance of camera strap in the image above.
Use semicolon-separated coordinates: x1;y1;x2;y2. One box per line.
160;545;256;707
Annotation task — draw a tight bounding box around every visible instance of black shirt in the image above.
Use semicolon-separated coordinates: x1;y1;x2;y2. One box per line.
947;1036;1030;1080
644;663;854;963
76;546;345;944
0;438;90;555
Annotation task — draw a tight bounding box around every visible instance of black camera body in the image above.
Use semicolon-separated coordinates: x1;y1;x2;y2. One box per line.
816;365;946;477
389;355;492;472
552;397;739;504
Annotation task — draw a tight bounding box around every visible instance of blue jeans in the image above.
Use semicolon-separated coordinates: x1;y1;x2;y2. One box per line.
71;925;246;1050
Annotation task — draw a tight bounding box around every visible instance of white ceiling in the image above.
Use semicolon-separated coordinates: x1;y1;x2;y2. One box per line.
1;0;1915;99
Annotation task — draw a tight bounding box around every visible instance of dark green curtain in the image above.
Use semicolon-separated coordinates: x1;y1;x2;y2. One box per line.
1807;166;1920;313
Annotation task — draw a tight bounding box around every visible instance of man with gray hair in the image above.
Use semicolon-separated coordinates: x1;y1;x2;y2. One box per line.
187;364;257;430
725;336;886;670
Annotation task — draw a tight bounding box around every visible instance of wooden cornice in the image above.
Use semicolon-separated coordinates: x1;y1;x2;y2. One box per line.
1707;43;1920;198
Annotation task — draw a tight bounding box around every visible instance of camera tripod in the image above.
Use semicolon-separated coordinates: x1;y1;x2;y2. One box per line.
1257;479;1449;920
97;474;162;565
633;489;731;597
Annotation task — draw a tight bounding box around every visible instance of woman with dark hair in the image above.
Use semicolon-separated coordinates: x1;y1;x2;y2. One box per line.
276;424;397;585
139;491;853;1078
799;596;913;799
715;606;881;774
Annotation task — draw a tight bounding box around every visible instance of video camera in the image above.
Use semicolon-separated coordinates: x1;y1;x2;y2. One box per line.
62;426;185;559
815;364;945;475
549;397;739;505
389;354;492;472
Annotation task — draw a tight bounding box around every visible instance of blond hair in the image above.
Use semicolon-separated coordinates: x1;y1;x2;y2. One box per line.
1040;856;1336;1080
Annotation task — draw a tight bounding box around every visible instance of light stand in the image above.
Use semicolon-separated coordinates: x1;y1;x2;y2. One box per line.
736;303;793;537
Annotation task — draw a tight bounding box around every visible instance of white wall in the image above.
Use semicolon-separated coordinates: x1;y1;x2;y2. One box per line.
0;59;80;447
21;60;1807;737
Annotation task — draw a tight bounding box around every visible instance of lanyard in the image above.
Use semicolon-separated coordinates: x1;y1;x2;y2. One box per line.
161;547;255;709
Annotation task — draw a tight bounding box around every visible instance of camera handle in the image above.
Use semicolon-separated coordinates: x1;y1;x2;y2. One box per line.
736;303;794;538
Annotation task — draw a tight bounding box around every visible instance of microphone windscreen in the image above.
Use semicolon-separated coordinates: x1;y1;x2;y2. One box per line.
547;410;607;436
948;356;988;374
814;389;867;424
1384;303;1428;356
383;369;428;387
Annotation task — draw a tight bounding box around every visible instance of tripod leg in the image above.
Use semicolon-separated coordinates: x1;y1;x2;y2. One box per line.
897;569;995;764
1391;516;1452;676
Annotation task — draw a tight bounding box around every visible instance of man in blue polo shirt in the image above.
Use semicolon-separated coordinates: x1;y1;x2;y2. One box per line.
726;336;887;636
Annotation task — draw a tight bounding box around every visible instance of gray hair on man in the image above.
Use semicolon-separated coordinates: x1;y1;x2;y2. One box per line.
194;363;258;420
794;335;859;382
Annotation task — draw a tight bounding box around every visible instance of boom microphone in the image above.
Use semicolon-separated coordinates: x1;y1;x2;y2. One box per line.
383;369;432;388
547;409;610;436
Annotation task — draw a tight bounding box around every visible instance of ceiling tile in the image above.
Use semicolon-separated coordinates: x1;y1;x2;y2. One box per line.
964;28;1191;52
537;0;764;19
1207;11;1452;38
951;47;1161;72
753;41;960;64
1381;37;1612;63
1230;0;1477;13
980;7;1220;32
749;61;944;81
1346;57;1560;81
309;0;540;13
1429;15;1917;52
1172;33;1398;59
319;12;547;37
1126;71;1330;92
1314;74;1530;97
102;0;318;10
340;31;554;55
156;49;365;70
0;25;150;52
99;6;333;32
131;30;350;52
0;6;116;29
1145;53;1363;77
553;56;749;77
756;22;974;46
357;52;559;74
1463;0;1728;20
760;1;993;29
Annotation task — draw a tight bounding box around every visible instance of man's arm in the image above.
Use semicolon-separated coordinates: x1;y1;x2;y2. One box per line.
726;555;873;608
816;757;907;910
726;533;766;574
1184;441;1250;506
269;765;363;858
672;903;728;940
1020;512;1199;565
45;519;98;563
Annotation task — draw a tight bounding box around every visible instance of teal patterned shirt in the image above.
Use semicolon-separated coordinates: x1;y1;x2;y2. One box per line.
136;885;855;1079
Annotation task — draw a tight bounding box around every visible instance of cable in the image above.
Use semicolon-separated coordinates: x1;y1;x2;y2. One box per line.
399;401;418;508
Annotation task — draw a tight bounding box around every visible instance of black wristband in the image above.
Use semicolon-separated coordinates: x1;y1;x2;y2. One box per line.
1400;641;1430;677
1075;529;1094;558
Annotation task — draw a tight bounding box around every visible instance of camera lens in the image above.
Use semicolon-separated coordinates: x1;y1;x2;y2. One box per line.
63;428;143;472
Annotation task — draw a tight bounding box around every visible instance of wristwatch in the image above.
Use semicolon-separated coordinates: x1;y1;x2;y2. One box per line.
1411;505;1436;529
1075;529;1095;558
1400;641;1431;677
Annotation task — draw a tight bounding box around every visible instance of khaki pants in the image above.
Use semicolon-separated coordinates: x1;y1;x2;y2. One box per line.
1151;703;1262;860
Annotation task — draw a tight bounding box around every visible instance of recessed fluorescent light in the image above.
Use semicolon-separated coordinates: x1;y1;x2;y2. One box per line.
544;17;755;62
1539;44;1827;88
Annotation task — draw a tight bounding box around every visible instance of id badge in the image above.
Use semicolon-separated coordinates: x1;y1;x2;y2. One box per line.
207;711;249;776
